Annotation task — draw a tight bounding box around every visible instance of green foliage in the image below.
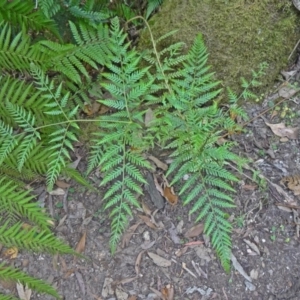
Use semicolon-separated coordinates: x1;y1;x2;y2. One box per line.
0;262;60;298
0;1;265;297
87;18;152;251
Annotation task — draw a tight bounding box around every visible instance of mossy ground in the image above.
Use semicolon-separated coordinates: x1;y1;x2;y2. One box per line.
139;0;300;96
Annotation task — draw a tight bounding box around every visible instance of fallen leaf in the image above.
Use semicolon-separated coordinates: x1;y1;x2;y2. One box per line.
148;155;168;171
114;276;138;285
75;271;86;297
141;239;156;250
150;287;164;299
277;205;292;212
184;223;204;238
145;108;155;127
63;268;77;279
161;284;174;300
68;155;82;169
278;86;298;99
3;247;18;259
127;296;137;300
231;253;252;282
147;252;171;267
101;278;114;298
280;175;300;195
265;121;299;139
250;269;259;280
135;250;145;275
243;239;260;255
163;186;178;206
115;286;128;300
152;174;164;196
175;246;188;257
138;215;158;229
176;220;184;234
121;221;142;248
168;223;181;244
75;231;86;254
48;188;65;196
55;180;71;189
16;282;32;300
142;200;152;216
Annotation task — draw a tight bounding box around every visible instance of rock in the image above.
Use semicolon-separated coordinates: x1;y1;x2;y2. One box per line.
139;0;299;95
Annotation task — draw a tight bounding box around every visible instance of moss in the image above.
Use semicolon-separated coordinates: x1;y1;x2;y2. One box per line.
139;0;300;95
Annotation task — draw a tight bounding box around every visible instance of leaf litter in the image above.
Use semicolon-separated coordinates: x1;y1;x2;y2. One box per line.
147;252;171;267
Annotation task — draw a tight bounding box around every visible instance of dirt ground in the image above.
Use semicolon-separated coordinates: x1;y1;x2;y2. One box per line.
3;74;300;300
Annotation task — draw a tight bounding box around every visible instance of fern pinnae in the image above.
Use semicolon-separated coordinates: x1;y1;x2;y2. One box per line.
0;262;60;299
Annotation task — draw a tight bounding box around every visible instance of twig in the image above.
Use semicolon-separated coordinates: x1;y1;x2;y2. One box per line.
222;287;229;300
288;39;300;60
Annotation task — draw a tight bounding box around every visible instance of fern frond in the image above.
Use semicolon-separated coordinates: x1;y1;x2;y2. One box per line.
37;0;61;18
0;221;75;255
0;23;46;72
0;0;59;36
0;178;53;231
0;294;19;300
38;21;109;83
0;262;60;299
69;5;109;25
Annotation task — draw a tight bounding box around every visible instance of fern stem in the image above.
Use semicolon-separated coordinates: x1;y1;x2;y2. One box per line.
35;119;131;131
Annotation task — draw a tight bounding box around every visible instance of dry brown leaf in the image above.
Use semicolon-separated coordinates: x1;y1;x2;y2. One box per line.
135;250;145;275
138;214;158;229
148;155;168;171
127;296;138;300
265;121;299;139
163;186;178;206
142;200;152;216
175;246;188;257
55;180;71;189
16;282;32;300
75;231;86;254
161;284;174;300
121;221;142;248
59;256;68;272
184;223;204;238
147;252;171;267
3;246;18;259
115;276;138;285
153;174;164;196
281;175;300;195
63;268;77;279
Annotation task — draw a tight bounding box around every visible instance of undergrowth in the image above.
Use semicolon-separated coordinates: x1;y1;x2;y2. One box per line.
0;0;266;298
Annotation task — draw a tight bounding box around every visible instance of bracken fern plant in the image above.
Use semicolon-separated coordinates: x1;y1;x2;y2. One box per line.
86;17;266;270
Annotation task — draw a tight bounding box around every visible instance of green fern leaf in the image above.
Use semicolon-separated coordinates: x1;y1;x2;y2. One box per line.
0;262;60;298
